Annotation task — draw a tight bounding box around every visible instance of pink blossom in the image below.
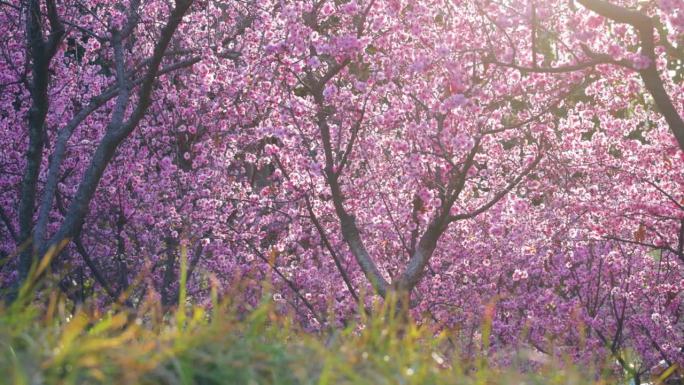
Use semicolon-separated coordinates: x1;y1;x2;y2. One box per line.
489;225;505;237
320;3;335;17
512;269;528;281
323;84;337;100
628;53;652;70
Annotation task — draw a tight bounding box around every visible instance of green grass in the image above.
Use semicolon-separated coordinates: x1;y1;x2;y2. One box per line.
0;248;616;385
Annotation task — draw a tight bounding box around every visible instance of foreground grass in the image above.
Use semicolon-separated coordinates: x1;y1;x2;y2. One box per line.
1;297;613;385
1;250;614;385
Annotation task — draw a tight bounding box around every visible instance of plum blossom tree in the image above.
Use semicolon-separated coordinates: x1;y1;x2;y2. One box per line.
477;0;684;151
0;0;682;379
260;0;577;304
0;0;264;298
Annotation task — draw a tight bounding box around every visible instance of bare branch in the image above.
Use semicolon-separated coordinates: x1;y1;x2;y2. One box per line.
449;147;545;222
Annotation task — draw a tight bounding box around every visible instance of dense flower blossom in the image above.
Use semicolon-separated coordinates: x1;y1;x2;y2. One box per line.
0;0;682;379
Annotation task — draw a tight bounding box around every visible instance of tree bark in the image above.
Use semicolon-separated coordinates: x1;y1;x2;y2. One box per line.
17;0;64;284
44;0;195;253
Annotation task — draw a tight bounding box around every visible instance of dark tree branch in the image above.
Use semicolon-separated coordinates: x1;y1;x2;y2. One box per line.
34;55;200;252
489;57;623;73
319;113;390;296
0;204;17;242
45;0;196;251
311;57;390;297
397;138;481;291
274;156;361;305
304;195;361;304
44;0;64;58
17;0;65;284
449;147;544;222
604;235;684;264
576;0;684;151
73;236;117;299
243;238;326;324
